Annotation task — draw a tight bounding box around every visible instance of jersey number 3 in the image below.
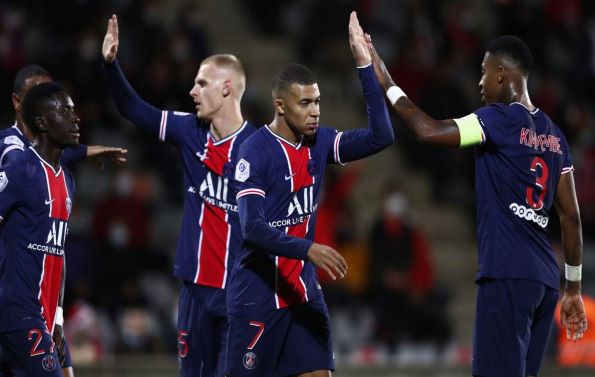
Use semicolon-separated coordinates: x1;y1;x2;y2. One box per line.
526;156;549;210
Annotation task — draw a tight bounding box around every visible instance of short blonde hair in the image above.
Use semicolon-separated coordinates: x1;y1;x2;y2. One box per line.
201;54;246;97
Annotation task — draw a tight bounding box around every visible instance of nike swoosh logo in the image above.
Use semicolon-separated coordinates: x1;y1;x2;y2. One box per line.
284;173;296;180
45;198;55;205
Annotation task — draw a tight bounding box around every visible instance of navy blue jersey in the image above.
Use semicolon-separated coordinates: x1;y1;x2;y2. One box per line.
229;65;393;315
473;103;573;288
0;147;75;333
0;124;87;168
105;60;256;288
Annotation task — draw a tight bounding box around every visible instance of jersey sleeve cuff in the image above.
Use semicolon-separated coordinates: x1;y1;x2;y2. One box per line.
236;188;266;200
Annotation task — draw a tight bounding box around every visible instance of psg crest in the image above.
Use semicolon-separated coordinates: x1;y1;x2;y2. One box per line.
41;354;57;371
243;351;258;370
0;171;7;192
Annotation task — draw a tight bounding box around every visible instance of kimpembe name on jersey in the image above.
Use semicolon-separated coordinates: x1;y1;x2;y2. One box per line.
519;127;563;154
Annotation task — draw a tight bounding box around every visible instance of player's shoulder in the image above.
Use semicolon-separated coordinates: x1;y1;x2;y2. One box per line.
316;126;340;140
241;125;270;147
0;127;26;149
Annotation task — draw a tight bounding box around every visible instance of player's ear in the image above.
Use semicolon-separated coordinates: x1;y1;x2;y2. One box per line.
497;66;505;84
222;80;231;97
35;116;48;133
11;93;20;112
274;98;285;115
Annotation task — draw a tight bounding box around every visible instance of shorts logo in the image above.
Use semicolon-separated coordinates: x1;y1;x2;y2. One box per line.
42;354;57;371
243;351;258;370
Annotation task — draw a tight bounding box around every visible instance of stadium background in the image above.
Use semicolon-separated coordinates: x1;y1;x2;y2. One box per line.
1;0;595;375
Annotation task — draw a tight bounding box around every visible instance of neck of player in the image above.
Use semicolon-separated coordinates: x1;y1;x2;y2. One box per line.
209;103;244;141
36;138;64;170
269;118;302;145
507;78;534;111
16;117;36;143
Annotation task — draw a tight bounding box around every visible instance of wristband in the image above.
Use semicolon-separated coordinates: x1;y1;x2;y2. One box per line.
386;86;406;105
565;263;582;282
56;306;64;326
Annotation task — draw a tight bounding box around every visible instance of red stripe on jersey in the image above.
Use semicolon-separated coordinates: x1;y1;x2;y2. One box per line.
195;202;230;288
276;218;310;309
38;254;63;334
41;164;70;221
202;134;233;175
275;144;314;308
278;143;314;192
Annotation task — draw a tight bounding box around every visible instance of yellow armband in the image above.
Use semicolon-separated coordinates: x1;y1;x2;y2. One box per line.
453;113;483;148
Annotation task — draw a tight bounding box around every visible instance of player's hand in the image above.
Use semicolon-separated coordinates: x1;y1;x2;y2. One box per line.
560;291;588;341
348;11;371;67
102;14;119;63
62;367;75;377
53;324;67;366
365;34;396;91
307;243;347;280
87;145;127;168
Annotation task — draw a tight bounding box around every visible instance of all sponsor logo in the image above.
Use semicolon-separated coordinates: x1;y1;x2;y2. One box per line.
243;351;258;370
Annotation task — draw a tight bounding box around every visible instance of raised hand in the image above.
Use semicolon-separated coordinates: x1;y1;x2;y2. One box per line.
365;34;396;90
86;145;127;168
102;14;119;63
307;243;348;281
560;292;588;341
348;11;371;67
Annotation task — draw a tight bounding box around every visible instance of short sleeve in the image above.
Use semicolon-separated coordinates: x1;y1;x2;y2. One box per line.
235;141;266;199
0;165;24;220
474;104;509;146
159;111;200;145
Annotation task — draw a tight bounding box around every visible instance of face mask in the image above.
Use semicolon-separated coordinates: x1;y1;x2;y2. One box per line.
385;193;407;217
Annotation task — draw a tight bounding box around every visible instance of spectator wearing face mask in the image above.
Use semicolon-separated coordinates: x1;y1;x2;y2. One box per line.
368;183;452;354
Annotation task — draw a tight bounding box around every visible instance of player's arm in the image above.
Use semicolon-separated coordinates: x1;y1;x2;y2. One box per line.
554;170;587;341
237;194;347;280
53;263;74;375
357;12;474;149
334;12;394;164
61;145;127;169
102;15;177;140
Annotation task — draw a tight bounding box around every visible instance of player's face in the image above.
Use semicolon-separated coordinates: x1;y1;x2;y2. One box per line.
12;75;52;114
478;53;500;105
281;83;320;137
189;62;227;121
43;92;80;147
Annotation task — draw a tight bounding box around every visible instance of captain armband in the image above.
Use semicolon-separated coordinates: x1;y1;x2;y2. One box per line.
453;113;484;148
565;263;582;282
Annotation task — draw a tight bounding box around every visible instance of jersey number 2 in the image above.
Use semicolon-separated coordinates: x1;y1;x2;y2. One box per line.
526;156;549;210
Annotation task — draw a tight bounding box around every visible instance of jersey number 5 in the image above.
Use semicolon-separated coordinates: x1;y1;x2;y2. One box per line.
526;156;549;210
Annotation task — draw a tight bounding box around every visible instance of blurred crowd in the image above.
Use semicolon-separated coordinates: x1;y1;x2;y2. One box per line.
1;0;594;367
